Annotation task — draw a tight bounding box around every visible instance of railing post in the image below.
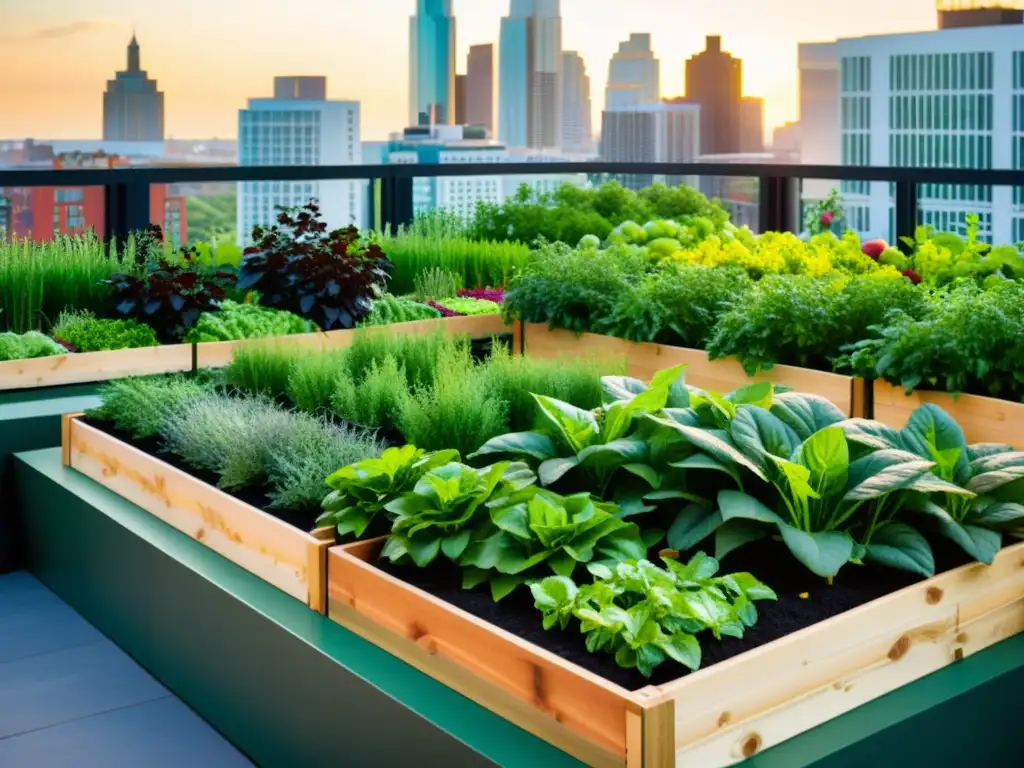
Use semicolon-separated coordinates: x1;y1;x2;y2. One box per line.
757;176;798;234
376;174;415;234
103;180;152;248
894;180;919;254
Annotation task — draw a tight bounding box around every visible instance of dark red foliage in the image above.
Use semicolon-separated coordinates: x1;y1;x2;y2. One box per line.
457;288;505;303
52;338;77;353
106;247;236;342
238;202;392;330
427;300;461;317
902;269;922;285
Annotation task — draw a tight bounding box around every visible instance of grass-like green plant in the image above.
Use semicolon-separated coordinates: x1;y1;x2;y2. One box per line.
0;331;66;361
224;342;303;400
0;233;133;333
51;310;159;353
87;375;213;438
331;354;408;428
345;329;464;389
377;233;531;295
285;350;348;413
359;295;441;326
413;267;461;302
395;344;508;455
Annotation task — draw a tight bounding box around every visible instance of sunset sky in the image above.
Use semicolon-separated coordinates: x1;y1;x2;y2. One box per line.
0;0;939;141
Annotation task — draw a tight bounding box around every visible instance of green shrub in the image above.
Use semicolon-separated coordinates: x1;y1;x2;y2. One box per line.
395;345;507;455
183;300;315;343
706;272;929;374
87;375;212;438
286;350;348;413
841;280;1024;401
359;295;441;326
331;355;408;428
224;343;301;400
413;267;461;301
436;297;501;316
50;310;159;353
0;331;66;361
344;329;465;389
378;233;531;295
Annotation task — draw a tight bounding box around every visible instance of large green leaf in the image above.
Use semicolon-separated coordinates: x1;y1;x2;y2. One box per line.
778;524;854;578
914;499;1001;564
901;403;970;484
967;451;1024;494
533;394;599;453
714;519;770;559
667;504;723;551
834;418;905;451
646;414;767;480
577;439;648;468
864;523;935;577
770;392;847;440
601;375;649;404
966;501;1024;530
967;443;1015;462
538;457;580;486
799;426;849;499
491;502;531;539
718;490;785;525
842;450;935;501
468;431;557;461
730;407;801;469
725;381;775;409
669;453;742;487
658;632;701;670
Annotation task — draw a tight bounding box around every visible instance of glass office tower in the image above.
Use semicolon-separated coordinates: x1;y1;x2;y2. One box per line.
409;0;457;126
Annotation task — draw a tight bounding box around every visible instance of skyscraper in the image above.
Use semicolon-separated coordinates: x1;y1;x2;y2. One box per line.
102;34;165;141
237;78;363;244
681;35;743;155
739;97;765;152
409;0;456;126
561;52;593;154
499;0;562;149
600;103;701;189
465;44;495;133
605;33;660;111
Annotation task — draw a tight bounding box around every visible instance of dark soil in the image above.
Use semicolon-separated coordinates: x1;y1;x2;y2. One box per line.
377;534;976;691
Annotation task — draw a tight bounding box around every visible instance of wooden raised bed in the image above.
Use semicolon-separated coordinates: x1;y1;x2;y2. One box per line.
0;344;193;392
327;537;1024;768
62;414;335;612
523;325;866;418
196;314;516;368
873;381;1024;448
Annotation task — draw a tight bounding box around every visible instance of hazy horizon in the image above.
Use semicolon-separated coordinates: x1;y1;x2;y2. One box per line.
0;0;938;142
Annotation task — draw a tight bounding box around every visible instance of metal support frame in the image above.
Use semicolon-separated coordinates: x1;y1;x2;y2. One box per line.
377;175;415;234
758;176;799;235
103;181;153;246
894;180;920;254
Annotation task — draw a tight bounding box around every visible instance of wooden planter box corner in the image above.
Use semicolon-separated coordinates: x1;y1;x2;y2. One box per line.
327;537;1024;767
62;414;334;612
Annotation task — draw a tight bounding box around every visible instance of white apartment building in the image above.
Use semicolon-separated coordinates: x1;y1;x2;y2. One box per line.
599;102;701;190
800;21;1024;244
237;81;363;244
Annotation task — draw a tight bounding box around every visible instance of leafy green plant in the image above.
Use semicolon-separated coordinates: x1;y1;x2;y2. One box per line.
183;300;316;342
0;331;66;361
901;213;1024;286
434;297;501;316
531;553;776;677
344;328;462;389
50;310;159;352
412;268;461;302
358;295;441;326
87;376;212;439
317;445;460;537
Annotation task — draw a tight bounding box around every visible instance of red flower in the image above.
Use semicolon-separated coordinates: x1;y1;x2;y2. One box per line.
820;211;834;227
861;239;887;260
902;269;922;285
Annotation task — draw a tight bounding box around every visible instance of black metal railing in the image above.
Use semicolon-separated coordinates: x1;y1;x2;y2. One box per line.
0;161;1020;245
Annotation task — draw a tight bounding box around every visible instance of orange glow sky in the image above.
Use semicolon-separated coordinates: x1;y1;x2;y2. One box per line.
0;0;938;141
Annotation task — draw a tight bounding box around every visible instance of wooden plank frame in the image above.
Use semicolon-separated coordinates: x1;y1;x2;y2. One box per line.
195;314;514;369
327;537;1024;767
523;324;868;418
62;414;336;612
873;381;1024;448
0;344;193;392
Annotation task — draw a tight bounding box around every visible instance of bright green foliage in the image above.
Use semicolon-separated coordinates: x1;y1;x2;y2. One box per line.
0;331;66;361
469;181;728;246
436;297;501;316
224;343;302;400
345;329;463;389
902;213;1024;286
459;488;647;600
50;310;159;352
375;233;530;295
395;344;508;455
0;233;132;333
183;300;315;343
531;554;776;677
841;280;1024;402
285;350;348;413
412;268;461;302
359;295;441;326
331;355;408;428
707;272;928;375
318;445;460;538
87;375;212;439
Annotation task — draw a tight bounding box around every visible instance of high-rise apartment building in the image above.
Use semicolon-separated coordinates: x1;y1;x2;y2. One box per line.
465;44;495;133
800;13;1024;243
499;0;562;149
237;78;362;244
740;97;765;152
409;0;456;126
600;103;701;189
680;35;743;155
102;35;165;141
605;33;660;111
561;52;593;154
454;75;467;125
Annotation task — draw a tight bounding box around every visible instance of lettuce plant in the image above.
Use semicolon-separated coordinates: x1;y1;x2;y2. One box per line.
317;445;459;538
0;330;66;361
184;300;316;342
531;553;775;678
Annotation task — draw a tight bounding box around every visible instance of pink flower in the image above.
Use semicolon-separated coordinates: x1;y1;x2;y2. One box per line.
902;269;922;285
820;211;834;227
427;300;461;317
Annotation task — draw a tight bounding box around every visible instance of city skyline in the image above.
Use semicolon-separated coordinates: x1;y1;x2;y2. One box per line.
2;0;939;141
